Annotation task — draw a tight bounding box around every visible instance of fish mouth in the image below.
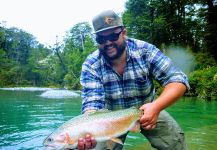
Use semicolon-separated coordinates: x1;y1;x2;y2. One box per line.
44;145;56;150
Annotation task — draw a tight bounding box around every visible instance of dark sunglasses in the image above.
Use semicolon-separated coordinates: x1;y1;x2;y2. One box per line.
96;28;123;44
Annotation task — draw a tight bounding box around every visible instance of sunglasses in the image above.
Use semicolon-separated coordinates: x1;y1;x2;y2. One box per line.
96;28;123;44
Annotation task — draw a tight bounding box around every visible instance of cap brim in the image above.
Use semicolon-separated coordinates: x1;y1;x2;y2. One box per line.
94;25;123;34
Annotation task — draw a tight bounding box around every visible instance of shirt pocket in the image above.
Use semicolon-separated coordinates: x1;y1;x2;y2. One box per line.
134;75;150;91
126;70;151;97
133;67;149;88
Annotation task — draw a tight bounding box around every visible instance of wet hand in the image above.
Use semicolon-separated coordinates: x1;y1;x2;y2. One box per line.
77;134;96;150
139;102;160;130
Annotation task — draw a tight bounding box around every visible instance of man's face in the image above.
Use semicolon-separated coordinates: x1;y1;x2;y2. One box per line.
96;27;126;61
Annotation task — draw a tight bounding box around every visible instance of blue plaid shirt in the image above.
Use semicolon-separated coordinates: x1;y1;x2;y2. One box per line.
80;38;190;113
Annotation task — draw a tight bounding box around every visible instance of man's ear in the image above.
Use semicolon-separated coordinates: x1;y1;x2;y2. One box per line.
122;28;127;37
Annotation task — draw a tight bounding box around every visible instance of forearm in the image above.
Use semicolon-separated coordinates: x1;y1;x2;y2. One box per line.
152;82;187;112
82;99;105;114
84;109;96;114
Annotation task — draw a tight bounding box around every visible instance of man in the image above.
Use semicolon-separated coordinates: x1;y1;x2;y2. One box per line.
78;10;190;150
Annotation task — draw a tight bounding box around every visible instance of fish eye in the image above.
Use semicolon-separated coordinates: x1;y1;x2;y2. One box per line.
47;137;53;142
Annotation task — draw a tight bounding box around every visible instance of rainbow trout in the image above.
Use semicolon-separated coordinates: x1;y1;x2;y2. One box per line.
43;107;142;150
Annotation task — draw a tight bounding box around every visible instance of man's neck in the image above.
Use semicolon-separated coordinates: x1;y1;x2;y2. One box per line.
111;50;127;76
111;50;126;65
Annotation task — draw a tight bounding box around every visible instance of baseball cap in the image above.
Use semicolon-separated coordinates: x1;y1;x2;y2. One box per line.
92;10;123;33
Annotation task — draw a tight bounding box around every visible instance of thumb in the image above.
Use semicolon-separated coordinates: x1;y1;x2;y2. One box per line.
139;104;147;111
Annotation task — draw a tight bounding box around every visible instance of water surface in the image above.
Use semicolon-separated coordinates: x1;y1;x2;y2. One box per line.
0;90;217;150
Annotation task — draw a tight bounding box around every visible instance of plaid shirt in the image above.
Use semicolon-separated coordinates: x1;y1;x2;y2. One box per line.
80;38;190;113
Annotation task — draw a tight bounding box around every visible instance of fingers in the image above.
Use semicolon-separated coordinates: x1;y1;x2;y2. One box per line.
77;138;85;150
90;137;97;148
140;118;156;130
140;114;157;130
77;134;96;150
141;123;156;130
139;103;159;130
84;134;96;149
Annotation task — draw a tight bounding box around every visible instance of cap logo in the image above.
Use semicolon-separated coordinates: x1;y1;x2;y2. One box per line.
104;17;114;25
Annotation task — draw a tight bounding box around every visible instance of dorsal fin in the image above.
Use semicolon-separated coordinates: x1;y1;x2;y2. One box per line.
87;109;111;116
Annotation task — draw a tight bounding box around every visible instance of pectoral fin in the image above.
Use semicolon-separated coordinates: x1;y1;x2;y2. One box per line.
130;121;141;133
110;137;123;145
106;140;114;150
106;138;123;150
65;133;74;144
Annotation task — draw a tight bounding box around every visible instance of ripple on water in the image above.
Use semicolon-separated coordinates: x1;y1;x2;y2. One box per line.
27;119;64;129
186;124;217;150
127;134;140;139
39;90;80;99
1;129;49;150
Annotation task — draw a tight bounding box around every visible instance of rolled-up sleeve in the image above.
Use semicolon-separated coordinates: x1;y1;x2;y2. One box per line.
80;62;105;114
147;45;190;90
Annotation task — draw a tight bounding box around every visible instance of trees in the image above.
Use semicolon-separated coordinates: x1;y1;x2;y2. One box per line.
1;0;216;92
63;22;96;89
0;26;54;86
27;44;53;86
204;0;217;60
0;27;36;86
122;0;216;54
0;22;96;88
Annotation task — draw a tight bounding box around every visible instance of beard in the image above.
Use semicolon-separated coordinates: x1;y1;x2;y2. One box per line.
99;40;126;62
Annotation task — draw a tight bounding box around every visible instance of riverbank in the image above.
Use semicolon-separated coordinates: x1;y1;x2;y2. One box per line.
187;65;217;100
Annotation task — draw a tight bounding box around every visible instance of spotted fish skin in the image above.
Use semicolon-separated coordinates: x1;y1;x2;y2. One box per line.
43;107;142;150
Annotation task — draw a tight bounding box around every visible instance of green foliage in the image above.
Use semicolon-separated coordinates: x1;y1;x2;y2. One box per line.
204;0;217;61
0;49;15;86
153;80;163;96
63;22;96;90
123;0;211;51
1;0;217;92
0;27;55;87
64;22;93;52
0;22;97;88
187;65;217;100
63;38;96;89
193;51;216;70
27;44;54;86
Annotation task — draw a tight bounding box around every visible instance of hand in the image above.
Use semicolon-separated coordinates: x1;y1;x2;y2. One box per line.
77;134;97;150
139;102;160;130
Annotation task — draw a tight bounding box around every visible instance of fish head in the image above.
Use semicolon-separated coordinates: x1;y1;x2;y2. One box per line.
43;131;78;150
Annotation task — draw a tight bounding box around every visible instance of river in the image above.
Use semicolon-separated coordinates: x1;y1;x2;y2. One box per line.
0;89;217;150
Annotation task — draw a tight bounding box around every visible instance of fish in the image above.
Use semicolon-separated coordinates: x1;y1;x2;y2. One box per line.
43;107;142;150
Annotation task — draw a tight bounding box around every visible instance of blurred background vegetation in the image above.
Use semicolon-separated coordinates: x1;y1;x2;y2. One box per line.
0;0;216;99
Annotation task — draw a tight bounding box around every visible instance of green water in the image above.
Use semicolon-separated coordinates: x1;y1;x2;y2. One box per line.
0;90;217;150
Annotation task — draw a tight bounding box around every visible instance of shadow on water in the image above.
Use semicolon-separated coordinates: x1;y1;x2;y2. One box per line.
0;90;217;150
